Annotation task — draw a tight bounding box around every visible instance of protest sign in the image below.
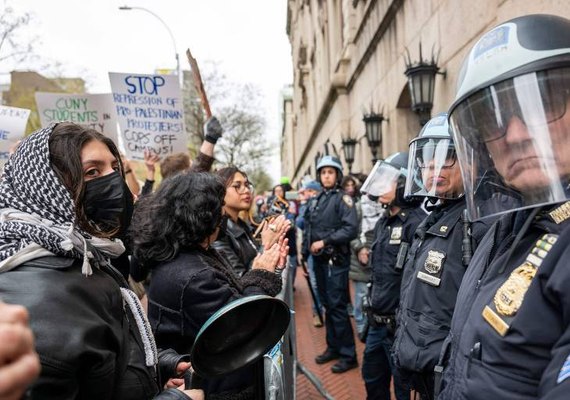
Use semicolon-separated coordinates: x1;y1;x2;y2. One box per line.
109;72;186;160
0;105;31;168
35;92;119;144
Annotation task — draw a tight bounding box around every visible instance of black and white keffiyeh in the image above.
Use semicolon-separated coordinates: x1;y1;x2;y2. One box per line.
0;123;125;275
0;124;159;367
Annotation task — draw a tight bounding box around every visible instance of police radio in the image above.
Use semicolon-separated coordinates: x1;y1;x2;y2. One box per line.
461;209;473;267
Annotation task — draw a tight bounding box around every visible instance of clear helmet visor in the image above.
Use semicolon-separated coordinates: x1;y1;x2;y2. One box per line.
449;67;570;221
405;137;464;200
360;161;400;201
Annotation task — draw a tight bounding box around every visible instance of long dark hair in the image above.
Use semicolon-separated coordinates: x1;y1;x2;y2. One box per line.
341;175;361;198
131;172;226;266
216;165;248;187
48;122;124;237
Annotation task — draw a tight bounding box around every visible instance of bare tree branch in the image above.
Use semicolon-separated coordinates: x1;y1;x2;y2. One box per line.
181;62;276;188
0;6;34;66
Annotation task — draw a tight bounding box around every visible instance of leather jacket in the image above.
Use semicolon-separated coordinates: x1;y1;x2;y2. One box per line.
212;218;258;277
0;256;191;400
148;247;282;399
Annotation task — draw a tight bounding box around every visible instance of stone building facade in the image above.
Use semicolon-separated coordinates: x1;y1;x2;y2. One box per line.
283;0;570;183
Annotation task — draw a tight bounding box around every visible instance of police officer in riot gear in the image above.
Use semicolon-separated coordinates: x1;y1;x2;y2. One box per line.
359;152;426;400
306;155;359;373
391;113;497;400
438;15;570;400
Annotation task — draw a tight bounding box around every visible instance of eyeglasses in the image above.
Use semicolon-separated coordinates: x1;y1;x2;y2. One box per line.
452;68;570;144
230;181;254;194
417;152;457;169
416;140;457;169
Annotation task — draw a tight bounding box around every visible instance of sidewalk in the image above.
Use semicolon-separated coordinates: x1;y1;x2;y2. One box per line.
293;268;367;399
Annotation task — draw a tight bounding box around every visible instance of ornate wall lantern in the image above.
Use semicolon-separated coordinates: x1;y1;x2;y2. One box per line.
363;111;385;164
341;136;358;174
404;43;446;126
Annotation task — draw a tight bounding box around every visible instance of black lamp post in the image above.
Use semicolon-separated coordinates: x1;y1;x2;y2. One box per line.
363;112;384;164
341;137;357;174
313;151;322;174
404;43;445;126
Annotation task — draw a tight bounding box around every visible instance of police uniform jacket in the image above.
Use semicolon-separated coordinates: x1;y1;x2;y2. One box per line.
306;187;359;256
369;207;427;314
438;202;570;400
393;199;492;373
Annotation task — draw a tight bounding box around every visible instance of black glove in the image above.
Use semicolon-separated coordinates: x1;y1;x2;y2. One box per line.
204;116;223;144
157;348;191;389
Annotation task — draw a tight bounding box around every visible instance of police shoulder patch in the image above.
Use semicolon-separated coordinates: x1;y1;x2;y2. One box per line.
557;353;570;384
342;195;354;208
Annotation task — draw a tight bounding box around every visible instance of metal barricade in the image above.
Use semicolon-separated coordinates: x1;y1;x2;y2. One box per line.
264;265;296;400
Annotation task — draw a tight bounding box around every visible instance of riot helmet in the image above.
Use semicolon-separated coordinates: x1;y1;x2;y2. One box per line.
448;14;570;221
406;113;464;201
361;152;422;209
316;155;343;187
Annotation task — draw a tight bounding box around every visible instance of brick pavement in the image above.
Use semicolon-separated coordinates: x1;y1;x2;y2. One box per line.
292;267;404;399
292;268;367;399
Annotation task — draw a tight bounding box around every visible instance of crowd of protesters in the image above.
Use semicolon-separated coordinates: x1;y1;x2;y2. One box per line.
1;13;570;400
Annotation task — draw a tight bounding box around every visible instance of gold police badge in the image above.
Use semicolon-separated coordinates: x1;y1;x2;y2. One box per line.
424;250;445;274
342;194;354;208
493;262;536;316
483;233;558;336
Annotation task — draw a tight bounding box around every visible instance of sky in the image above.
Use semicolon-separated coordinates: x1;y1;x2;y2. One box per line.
5;0;293;182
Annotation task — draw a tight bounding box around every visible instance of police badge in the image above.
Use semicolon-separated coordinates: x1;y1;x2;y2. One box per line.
424;250;445;274
493;262;536;317
417;250;446;286
389;226;403;245
482;233;558;336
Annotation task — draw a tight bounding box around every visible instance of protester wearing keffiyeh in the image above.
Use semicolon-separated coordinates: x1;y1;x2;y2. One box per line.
0;122;163;363
0;123;125;275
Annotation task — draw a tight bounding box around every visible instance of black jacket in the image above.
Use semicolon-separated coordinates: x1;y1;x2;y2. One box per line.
369;206;427;314
305;187;359;256
148;247;282;399
438;204;570;400
212;218;258;277
393;199;493;373
0;256;190;400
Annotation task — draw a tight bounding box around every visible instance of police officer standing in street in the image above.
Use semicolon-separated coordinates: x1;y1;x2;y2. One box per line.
438;14;570;400
307;155;359;373
359;152;426;400
391;113;497;399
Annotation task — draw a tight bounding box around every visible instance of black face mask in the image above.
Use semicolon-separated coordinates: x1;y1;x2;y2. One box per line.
83;171;134;237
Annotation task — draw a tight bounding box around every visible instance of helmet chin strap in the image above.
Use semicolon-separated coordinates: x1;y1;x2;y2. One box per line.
424;197;441;211
380;202;400;217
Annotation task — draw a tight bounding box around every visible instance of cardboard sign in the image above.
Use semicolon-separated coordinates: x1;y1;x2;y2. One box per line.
35;92;119;145
0;105;31;168
109;72;186;160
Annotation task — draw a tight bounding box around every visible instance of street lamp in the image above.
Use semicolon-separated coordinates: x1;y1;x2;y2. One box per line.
363;112;385;164
119;6;181;82
404;43;446;126
341;136;357;174
314;151;322;174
